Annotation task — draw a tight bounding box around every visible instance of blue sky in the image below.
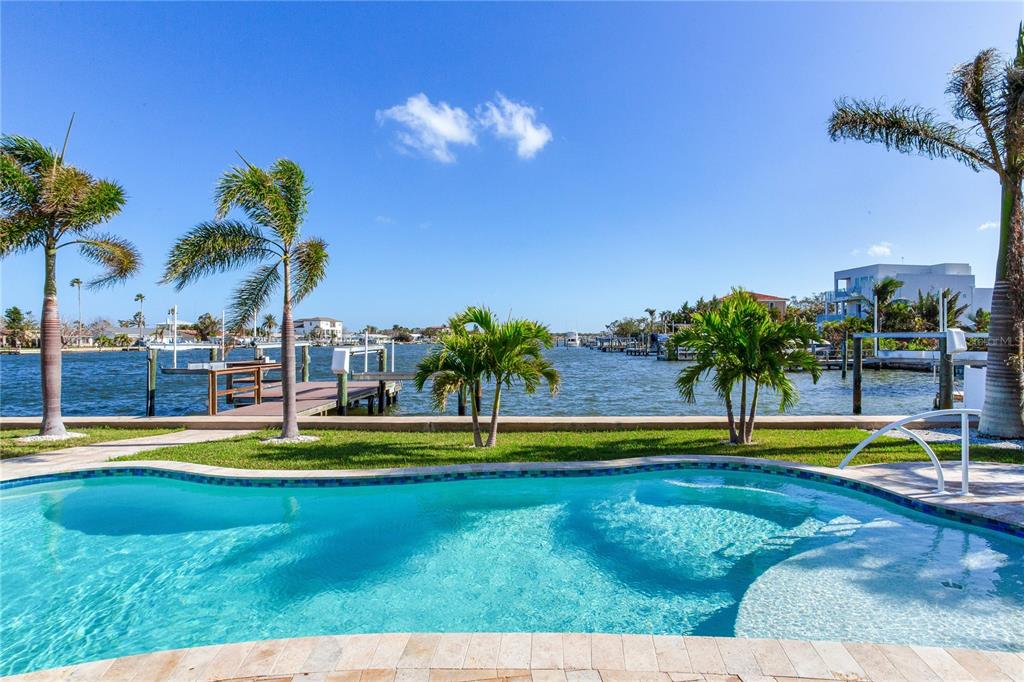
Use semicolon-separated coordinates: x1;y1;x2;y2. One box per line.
1;2;1019;331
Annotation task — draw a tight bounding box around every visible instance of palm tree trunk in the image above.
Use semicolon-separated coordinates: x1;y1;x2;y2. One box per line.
40;245;65;437
485;382;502;447
280;257;299;438
469;381;483;447
724;393;738;444
746;381;760;443
979;178;1024;438
76;286;82;347
737;377;748;444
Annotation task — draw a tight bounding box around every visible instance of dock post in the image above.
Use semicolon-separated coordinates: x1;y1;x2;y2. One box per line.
852;336;862;415
209;347;217;362
301;345;310;383
146;348;157;417
377;381;386;415
378;347;387;372
841;334;848;379
457;386;467;416
938;337;954;409
337;372;349;415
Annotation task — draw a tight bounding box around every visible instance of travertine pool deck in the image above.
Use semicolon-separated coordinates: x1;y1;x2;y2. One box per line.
6;632;1024;682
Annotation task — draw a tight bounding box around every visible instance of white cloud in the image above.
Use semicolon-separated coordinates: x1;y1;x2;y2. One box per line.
978;221;997;232
377;93;476;163
866;241;893;257
374;215;394;225
477;93;552;159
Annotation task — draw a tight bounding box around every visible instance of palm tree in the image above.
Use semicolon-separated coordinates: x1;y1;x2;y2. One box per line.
969;308;992;333
162;157;329;439
672;291;821;444
829;26;1024;437
0;125;141;437
133;293;146;343
414;313;490;446
69;278;82;346
261;313;277;341
863;277;904;332
464;306;560;447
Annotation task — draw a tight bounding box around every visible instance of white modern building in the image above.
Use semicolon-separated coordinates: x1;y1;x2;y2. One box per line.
819;263;992;325
293;316;344;339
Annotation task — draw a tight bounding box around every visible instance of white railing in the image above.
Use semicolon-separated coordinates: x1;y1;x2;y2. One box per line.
839;409;981;495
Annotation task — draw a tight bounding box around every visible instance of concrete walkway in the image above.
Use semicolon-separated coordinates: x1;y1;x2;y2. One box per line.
6;632;1024;682
0;430;252;482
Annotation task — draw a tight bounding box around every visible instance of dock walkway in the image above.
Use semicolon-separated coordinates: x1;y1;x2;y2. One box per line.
220;380;399;417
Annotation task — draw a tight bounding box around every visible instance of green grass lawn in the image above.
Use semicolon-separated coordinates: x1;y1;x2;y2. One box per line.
1;427;182;459
113;428;1024;470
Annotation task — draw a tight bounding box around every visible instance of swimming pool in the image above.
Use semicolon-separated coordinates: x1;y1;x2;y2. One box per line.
1;466;1022;675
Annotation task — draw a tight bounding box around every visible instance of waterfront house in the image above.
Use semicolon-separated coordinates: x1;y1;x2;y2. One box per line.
724;291;789;316
294;316;344;340
819;262;992;325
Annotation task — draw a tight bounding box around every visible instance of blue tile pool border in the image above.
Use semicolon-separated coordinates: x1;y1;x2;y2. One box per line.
2;460;1021;539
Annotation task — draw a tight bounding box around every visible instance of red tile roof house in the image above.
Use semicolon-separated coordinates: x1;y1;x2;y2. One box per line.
725;291;789;316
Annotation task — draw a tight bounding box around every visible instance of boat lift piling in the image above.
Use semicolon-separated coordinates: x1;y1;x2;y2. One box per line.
851;330;977;415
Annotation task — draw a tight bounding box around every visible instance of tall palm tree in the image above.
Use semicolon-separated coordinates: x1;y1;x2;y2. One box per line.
261;313;277;340
673;291;821;444
462;306;560;447
133;293;145;344
69;278;82;346
0;125;141;437
414;313;490;446
162;158;329;439
829;26;1024;437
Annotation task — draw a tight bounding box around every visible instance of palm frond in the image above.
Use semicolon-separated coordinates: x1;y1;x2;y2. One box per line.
829;98;994;171
65;179;126;230
75;234;142;288
290;236;329;304
270;159;309;238
0;135;56;175
0;152;40;213
227;262;281;330
0;213;46;256
161;220;274;290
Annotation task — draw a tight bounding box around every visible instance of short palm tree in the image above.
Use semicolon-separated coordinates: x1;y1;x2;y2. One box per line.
863;277;904;332
466;306;560;447
414;313;490;446
1;127;141;437
162;158;329;439
673;292;821;444
829;26;1024;437
69;278;83;346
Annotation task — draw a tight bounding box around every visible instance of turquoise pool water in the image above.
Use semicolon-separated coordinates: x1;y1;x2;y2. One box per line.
1;468;1022;675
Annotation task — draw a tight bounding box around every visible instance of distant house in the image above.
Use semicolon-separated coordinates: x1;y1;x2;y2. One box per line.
725;291;788;316
819;263;992;325
294;316;343;339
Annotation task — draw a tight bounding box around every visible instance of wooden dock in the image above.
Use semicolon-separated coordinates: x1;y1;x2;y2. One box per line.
220;380;399;416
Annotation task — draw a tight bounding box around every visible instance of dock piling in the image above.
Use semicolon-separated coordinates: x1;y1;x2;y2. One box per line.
938;337;954;409
146;348;157;416
336;373;349;415
852;336;863;415
301;345;310;383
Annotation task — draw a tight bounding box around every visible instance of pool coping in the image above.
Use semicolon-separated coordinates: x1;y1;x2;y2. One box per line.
5;632;1023;682
2;454;1022;538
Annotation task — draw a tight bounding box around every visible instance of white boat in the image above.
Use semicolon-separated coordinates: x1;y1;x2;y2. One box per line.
565;331;581;348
